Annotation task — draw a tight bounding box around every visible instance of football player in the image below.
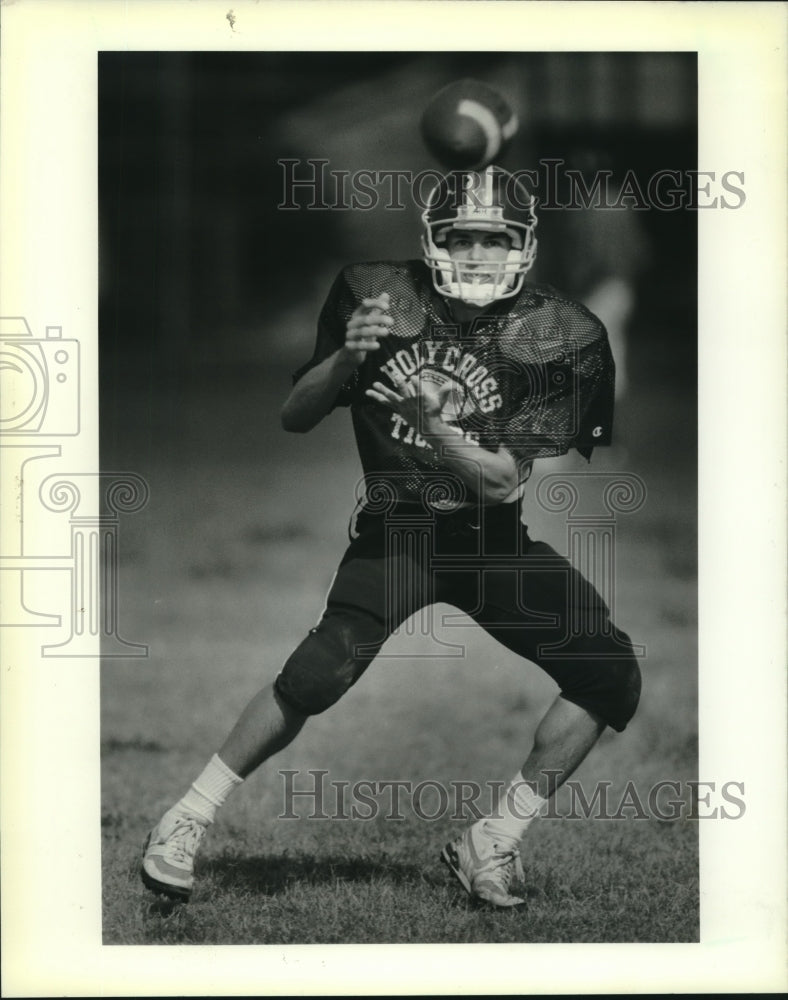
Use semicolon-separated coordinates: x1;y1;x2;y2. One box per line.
141;166;641;908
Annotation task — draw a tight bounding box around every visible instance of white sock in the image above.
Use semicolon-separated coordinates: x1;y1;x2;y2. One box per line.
173;753;243;824
484;773;548;843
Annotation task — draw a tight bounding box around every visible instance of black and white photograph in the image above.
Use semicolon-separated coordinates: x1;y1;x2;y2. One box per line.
1;2;786;996
102;49;700;943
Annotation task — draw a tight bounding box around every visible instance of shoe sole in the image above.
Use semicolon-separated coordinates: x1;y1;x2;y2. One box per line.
440;841;473;896
140;832;192;902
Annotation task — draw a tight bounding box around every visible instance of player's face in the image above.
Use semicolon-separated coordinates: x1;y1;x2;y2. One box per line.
443;229;513;303
445;230;512;263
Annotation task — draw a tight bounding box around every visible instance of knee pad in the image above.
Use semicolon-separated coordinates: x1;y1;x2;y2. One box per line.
552;632;642;732
274;607;386;716
594;654;641;732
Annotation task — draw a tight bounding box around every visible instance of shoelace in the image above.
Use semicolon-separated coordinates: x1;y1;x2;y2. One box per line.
488;844;524;887
165;817;205;864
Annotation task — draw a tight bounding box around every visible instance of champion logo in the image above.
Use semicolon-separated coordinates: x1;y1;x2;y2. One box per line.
592;426;603;438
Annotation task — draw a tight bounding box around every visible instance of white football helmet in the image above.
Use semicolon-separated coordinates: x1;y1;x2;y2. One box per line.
421;166;537;305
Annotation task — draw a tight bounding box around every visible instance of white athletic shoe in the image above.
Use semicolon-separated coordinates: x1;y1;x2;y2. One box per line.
441;819;526;908
141;809;208;900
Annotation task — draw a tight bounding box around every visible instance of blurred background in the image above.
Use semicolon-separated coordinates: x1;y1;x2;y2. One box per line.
100;53;699;943
99;51;696;369
99;48;697;580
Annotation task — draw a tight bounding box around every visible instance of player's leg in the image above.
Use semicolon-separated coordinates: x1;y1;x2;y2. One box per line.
141;522;422;901
440;534;640;907
215;682;306;778
140;604;391;900
516;694;606;797
141;601;394;899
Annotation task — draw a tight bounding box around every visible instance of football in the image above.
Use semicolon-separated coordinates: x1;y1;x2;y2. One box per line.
420;79;519;170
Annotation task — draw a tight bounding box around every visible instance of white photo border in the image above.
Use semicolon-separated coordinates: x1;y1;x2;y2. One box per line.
1;1;785;995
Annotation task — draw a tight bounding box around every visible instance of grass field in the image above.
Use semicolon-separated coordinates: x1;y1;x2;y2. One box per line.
101;355;698;945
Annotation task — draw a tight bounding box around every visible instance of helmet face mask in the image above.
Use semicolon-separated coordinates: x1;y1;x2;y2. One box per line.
421;166;538;306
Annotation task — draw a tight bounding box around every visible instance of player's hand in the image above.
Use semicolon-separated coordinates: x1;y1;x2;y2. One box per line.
341;293;393;366
366;374;451;427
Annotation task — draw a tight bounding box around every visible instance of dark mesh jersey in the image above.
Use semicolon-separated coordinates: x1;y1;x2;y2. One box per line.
293;260;615;508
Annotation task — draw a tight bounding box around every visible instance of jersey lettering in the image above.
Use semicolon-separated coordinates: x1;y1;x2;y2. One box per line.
307;261;615;505
389;412;478;449
378;342;503;416
394;348;417;376
480;393;503;413
441;346;460;374
465;365;489;388
423;340;440;366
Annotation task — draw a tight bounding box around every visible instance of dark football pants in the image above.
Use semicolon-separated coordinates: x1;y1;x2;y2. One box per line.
275;504;641;731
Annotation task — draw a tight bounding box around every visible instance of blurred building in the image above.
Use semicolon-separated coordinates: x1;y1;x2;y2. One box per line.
99;52;695;376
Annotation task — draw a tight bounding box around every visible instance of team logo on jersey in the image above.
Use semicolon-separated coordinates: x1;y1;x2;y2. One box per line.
408;368;477;421
592;425;603;438
378;341;503;415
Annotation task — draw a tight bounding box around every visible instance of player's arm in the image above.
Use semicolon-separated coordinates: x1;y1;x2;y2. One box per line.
281;294;393;433
365;378;522;504
422;420;521;504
